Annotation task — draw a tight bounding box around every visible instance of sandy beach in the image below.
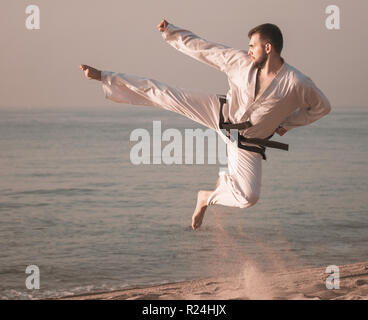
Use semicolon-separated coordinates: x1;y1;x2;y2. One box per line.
56;261;368;300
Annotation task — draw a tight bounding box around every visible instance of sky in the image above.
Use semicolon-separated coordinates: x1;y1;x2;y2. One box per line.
1;0;367;109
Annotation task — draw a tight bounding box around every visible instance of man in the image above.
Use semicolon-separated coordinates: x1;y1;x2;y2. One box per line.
80;19;331;230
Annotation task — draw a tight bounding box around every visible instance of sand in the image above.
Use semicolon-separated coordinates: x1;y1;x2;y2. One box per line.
54;261;368;300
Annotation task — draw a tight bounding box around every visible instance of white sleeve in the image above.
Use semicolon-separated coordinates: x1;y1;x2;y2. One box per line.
162;23;251;74
280;77;331;131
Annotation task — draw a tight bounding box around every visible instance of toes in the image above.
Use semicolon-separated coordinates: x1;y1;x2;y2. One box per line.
192;217;201;230
191;219;197;230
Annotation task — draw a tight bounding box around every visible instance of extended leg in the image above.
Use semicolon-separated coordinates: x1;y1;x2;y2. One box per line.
101;71;222;131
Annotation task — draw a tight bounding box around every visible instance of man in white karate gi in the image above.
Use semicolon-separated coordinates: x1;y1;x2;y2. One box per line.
80;19;331;230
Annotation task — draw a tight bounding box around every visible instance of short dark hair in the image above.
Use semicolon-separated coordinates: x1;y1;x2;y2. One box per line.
248;23;283;54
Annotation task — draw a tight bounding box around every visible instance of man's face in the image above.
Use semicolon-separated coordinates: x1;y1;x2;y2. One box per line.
248;33;268;68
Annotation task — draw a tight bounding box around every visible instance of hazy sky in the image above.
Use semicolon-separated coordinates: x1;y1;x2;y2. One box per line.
1;0;367;109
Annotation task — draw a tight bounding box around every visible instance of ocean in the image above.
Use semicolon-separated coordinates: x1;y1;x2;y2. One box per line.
0;106;367;299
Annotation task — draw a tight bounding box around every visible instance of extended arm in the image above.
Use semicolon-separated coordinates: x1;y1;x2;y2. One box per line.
158;19;250;74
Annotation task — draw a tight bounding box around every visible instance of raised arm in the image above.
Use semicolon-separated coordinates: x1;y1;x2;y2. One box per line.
280;77;331;132
157;19;251;74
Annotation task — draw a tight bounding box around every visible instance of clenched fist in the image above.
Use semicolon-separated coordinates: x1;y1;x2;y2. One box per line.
275;126;287;136
80;64;102;81
157;19;169;32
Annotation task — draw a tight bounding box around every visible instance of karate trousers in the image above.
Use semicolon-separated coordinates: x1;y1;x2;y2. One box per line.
101;71;262;209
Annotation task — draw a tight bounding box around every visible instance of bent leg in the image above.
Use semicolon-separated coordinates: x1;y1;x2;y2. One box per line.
192;190;213;230
101;71;221;131
206;144;262;208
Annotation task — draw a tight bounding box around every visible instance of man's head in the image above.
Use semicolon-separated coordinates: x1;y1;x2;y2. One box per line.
247;23;283;68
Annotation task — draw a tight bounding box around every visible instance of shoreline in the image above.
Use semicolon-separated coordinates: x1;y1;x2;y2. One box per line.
55;261;368;300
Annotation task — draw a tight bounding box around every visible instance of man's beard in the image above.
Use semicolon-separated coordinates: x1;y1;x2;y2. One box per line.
254;51;268;69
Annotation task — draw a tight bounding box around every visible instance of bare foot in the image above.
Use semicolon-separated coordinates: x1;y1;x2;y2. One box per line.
191;190;212;230
80;64;102;81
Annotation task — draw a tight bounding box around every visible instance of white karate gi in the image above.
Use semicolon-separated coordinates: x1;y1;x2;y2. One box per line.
101;23;331;209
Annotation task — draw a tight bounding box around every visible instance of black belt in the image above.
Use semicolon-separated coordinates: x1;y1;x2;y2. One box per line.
218;95;289;160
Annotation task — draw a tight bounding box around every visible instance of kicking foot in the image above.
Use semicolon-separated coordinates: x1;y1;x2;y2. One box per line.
191;190;212;230
80;64;102;81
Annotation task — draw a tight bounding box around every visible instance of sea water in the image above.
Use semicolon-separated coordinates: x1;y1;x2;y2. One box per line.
0;106;367;299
